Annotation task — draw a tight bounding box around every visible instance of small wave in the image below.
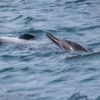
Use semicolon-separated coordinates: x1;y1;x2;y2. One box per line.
78;25;100;31
67;92;89;100
65;51;100;61
0;67;14;73
96;96;100;100
22;16;35;25
59;27;76;32
0;54;20;61
9;15;23;22
67;93;100;100
0;53;33;62
65;0;87;4
47;77;66;85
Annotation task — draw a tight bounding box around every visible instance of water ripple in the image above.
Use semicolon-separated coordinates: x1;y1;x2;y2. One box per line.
65;0;87;4
0;67;14;73
0;0;100;100
67;93;89;100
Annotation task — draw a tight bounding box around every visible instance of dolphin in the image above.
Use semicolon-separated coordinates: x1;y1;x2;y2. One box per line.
0;34;35;45
46;33;88;52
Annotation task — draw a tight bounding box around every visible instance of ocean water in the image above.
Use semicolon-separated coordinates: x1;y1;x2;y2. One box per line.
0;0;100;100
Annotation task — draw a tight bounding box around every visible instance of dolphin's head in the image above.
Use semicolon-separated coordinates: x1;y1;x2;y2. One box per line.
19;34;35;40
46;33;61;47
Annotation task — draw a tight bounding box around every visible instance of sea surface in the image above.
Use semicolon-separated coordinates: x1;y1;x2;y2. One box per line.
0;0;100;100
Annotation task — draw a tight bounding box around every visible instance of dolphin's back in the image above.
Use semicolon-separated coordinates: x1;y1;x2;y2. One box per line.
63;40;88;51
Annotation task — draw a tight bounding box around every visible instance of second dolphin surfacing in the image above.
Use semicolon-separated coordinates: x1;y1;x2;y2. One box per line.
0;34;35;45
46;33;88;52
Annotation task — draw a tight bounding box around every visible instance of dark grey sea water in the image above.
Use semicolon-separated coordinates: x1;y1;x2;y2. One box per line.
0;0;100;100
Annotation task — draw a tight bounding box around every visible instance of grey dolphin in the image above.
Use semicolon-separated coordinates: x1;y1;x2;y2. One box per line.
46;33;88;52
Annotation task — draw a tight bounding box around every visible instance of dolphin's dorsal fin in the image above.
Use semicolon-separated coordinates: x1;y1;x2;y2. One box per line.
19;34;35;40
